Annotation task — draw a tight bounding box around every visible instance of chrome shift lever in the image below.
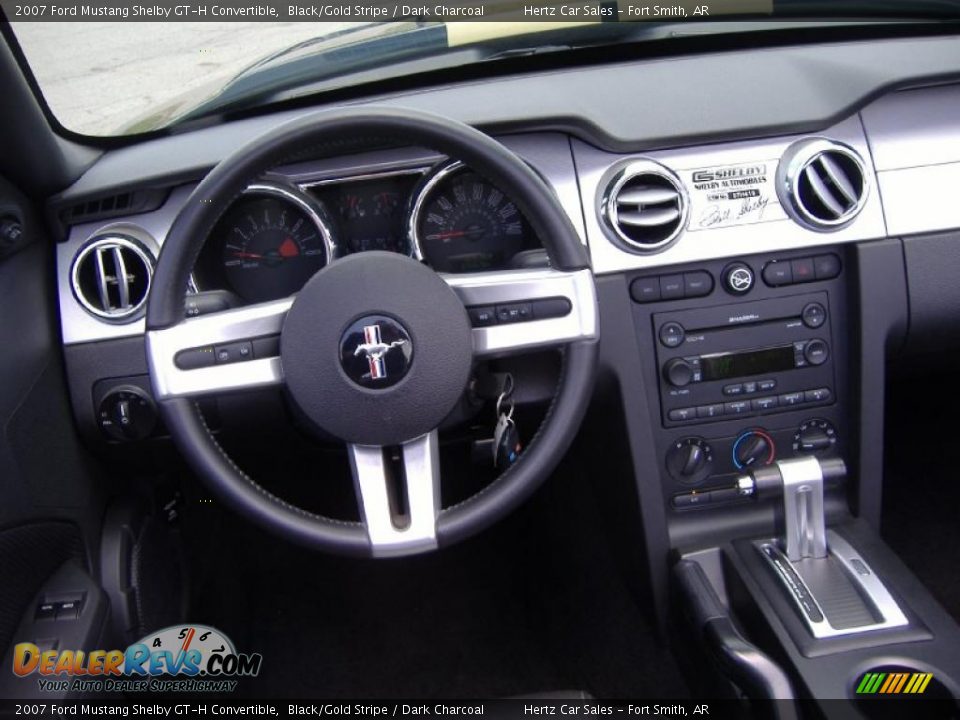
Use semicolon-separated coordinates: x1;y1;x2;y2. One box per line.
735;456;845;562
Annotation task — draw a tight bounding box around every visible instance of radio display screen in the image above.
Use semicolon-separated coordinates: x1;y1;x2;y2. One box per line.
701;346;795;381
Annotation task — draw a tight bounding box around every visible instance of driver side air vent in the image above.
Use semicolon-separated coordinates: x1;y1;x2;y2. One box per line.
71;235;153;322
601;160;688;253
777;139;869;231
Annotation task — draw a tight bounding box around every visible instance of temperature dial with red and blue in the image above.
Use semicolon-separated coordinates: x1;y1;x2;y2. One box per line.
732;429;776;470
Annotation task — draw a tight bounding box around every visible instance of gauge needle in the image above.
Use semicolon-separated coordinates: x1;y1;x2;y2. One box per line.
232;251;264;260
426;230;469;240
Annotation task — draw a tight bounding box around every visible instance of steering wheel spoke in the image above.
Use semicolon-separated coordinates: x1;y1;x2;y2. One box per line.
348;431;441;557
146;297;291;399
444;267;597;357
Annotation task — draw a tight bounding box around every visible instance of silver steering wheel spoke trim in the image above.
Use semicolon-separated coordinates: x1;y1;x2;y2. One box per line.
146;267;597;400
348;431;441;557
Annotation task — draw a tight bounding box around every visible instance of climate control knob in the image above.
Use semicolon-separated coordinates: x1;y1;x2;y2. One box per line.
733;429;776;470
663;358;694;388
793;419;837;457
666;437;714;484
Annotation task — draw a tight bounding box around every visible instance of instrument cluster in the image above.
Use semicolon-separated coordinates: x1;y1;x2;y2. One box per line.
193;161;541;304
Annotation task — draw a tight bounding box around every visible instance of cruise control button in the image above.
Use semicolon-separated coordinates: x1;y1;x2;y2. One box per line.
814;254;842;280
802;302;827;329
496;303;532;323
805;388;833;403
659;322;685;349
684;271;714;298
630;277;661;303
660;274;685;300
668;408;698;422
791;257;816;284
725;400;751;415
762;261;793;287
214;341;253;365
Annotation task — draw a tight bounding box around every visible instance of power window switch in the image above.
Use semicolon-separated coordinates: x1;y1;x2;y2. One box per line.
35;602;57;620
55;600;82;620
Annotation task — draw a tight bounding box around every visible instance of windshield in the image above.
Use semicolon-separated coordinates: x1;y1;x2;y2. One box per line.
5;1;960;137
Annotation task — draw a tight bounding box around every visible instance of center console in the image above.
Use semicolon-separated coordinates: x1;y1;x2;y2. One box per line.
623;245;960;712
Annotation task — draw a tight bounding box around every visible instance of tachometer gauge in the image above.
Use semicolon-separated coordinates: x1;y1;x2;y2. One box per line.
218;184;334;303
409;161;531;273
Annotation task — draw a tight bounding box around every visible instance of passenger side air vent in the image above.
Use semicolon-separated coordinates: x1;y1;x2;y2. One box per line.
601;160;688;252
71;235;153;322
777;139;869;231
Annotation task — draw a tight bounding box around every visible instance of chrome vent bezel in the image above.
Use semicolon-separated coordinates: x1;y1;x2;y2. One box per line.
777;139;870;232
600;159;689;253
70;235;154;322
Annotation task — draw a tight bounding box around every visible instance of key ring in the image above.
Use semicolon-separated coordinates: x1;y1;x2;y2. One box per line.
495;373;515;420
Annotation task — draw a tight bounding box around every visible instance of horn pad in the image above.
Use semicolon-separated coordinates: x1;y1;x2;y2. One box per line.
280;252;473;446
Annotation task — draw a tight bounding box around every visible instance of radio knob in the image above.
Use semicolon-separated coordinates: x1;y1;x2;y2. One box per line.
666;438;714;484
733;429;776;469
804;339;829;366
664;358;694;387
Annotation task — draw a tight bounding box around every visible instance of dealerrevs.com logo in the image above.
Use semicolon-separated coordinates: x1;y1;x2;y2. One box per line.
12;625;262;693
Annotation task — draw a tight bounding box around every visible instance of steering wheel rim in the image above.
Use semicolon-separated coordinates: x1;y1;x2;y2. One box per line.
146;107;598;557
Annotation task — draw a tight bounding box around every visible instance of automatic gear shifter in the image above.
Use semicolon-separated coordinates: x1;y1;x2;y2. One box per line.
733;457;909;639
736;456;845;561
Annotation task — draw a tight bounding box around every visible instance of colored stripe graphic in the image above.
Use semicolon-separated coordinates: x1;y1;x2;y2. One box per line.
857;672;933;694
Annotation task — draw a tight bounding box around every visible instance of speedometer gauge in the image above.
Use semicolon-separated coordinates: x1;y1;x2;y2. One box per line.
409;162;532;273
218;184;334;303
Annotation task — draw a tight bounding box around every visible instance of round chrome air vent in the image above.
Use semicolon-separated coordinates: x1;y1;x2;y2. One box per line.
777;139;869;231
71;234;153;322
600;160;688;253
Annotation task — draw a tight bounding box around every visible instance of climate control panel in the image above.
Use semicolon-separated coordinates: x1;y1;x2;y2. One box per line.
668;417;842;510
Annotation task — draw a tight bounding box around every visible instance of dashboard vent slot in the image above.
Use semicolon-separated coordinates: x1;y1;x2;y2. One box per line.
602;160;688;252
59;188;169;226
71;236;153;322
778;139;869;231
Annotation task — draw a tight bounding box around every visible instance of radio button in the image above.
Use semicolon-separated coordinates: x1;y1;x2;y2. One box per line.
743;381;758;394
805;388;833;404
659;322;685;348
725;400;751;415
723;384;744;396
780;392;805;407
804;339;830;366
791;257;816;283
762;261;793;287
697;404;725;419
684;271;714;298
630;276;661;303
660;274;685;300
758;379;778;392
752;396;779;411
802;302;827;329
668;408;698;422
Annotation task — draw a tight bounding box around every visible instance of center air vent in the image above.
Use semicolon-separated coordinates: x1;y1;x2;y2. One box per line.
777;139;869;231
71;235;153;322
601;160;688;253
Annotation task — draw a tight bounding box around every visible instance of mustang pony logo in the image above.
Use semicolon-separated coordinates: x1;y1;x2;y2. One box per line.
353;324;408;380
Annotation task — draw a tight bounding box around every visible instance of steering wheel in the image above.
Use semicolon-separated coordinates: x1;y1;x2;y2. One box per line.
145;107;598;558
